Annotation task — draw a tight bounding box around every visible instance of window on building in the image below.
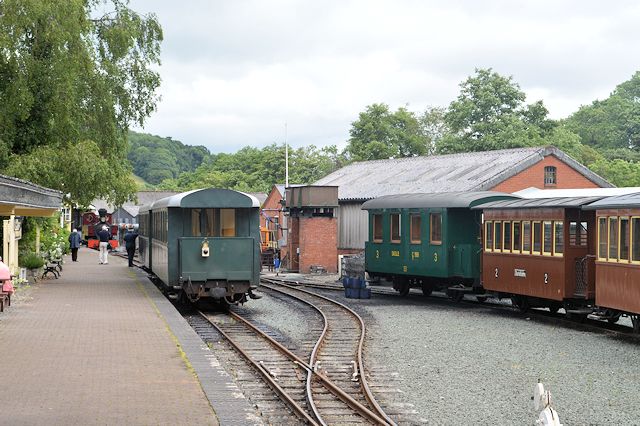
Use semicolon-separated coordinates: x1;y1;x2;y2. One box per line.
632;217;640;262
503;221;512;252
608;217;619;260
544;166;557;186
598;217;607;259
569;221;588;247
485;221;493;251
494;221;502;251
513;222;521;252
620;217;630;262
554;221;564;256
373;214;383;242
410;214;421;244
391;213;401;242
430;213;442;244
533;221;541;254
523;221;531;253
543;221;553;255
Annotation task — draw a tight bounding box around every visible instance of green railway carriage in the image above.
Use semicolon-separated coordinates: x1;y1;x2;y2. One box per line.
362;191;518;296
138;188;261;304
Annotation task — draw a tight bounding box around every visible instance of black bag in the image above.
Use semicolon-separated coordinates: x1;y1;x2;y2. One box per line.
107;243;112;250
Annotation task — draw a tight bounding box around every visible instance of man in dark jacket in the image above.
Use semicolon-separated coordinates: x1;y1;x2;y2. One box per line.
68;228;82;262
123;226;139;267
97;225;111;264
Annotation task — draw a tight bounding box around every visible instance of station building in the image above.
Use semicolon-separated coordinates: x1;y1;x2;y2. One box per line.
0;174;63;274
283;146;612;273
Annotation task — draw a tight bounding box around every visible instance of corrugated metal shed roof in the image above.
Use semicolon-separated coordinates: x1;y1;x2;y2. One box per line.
362;191;519;209
475;196;605;209
582;192;640;210
314;146;612;200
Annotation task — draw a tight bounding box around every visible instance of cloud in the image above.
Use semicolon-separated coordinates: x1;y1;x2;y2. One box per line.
128;0;640;151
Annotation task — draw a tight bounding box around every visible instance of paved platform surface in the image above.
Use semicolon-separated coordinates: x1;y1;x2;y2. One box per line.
0;247;259;425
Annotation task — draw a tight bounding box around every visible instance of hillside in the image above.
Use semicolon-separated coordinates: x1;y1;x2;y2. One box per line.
127;131;211;185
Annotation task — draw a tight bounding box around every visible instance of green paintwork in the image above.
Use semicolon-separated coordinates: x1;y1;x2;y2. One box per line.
179;238;255;282
365;207;483;283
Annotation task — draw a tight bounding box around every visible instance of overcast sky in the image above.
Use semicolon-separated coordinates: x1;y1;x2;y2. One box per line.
127;0;640;153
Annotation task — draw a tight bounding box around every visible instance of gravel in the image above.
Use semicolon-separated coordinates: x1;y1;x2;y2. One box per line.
247;278;640;425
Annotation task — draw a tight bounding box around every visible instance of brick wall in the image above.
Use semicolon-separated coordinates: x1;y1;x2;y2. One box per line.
491;155;602;193
299;216;337;273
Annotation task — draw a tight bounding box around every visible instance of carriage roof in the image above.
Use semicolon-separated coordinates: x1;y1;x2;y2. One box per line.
138;188;260;212
361;191;518;210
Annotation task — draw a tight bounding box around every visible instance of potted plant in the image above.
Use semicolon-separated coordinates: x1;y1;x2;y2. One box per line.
20;253;45;282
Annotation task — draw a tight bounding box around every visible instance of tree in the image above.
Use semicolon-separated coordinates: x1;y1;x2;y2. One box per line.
437;68;554;153
0;0;162;206
566;71;640;151
344;103;429;161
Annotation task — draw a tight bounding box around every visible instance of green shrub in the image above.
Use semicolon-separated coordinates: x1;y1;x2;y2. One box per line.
20;252;45;269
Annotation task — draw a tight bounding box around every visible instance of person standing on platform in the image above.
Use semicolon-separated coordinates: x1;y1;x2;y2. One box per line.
123;225;139;267
68;228;81;262
97;225;111;264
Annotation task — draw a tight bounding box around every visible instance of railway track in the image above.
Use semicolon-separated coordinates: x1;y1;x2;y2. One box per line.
267;276;640;341
186;280;396;425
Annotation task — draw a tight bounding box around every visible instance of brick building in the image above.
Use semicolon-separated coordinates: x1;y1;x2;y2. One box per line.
311;146;612;270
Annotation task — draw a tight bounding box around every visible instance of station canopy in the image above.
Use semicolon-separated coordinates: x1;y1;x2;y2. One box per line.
141;187;261;212
582;192;640;210
361;191;519;210
0;174;63;217
475;196;605;210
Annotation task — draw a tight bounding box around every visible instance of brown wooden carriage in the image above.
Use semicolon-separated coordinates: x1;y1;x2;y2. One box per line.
584;193;640;332
475;197;602;313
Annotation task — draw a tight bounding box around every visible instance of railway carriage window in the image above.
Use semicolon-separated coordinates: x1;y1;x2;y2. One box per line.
410;214;421;244
221;209;236;236
513;222;521;252
523;221;531;253
391;213;401;242
192;209;202;236
569;221;587;246
206;209;218;236
620;217;630;262
542;221;552;256
493;221;502;251
503;221;512;252
532;222;541;254
485;221;493;251
609;217;618;261
632;217;640;262
430;213;442;245
554;222;564;256
373;214;383;242
598;217;607;259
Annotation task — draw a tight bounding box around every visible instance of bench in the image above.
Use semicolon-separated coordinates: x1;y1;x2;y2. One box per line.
42;259;63;279
0;275;15;312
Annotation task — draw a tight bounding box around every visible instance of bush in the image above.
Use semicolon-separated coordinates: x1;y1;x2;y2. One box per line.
20;252;45;269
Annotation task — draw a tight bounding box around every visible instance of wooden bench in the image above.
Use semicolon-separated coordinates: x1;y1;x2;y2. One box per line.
0;276;14;312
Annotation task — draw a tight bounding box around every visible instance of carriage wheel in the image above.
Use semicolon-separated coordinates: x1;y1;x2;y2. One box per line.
421;284;432;297
511;296;529;313
606;310;621;324
548;303;561;314
476;296;487;304
632;315;640;333
398;283;410;297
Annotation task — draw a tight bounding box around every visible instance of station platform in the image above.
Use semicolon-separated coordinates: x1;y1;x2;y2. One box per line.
0;248;261;425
